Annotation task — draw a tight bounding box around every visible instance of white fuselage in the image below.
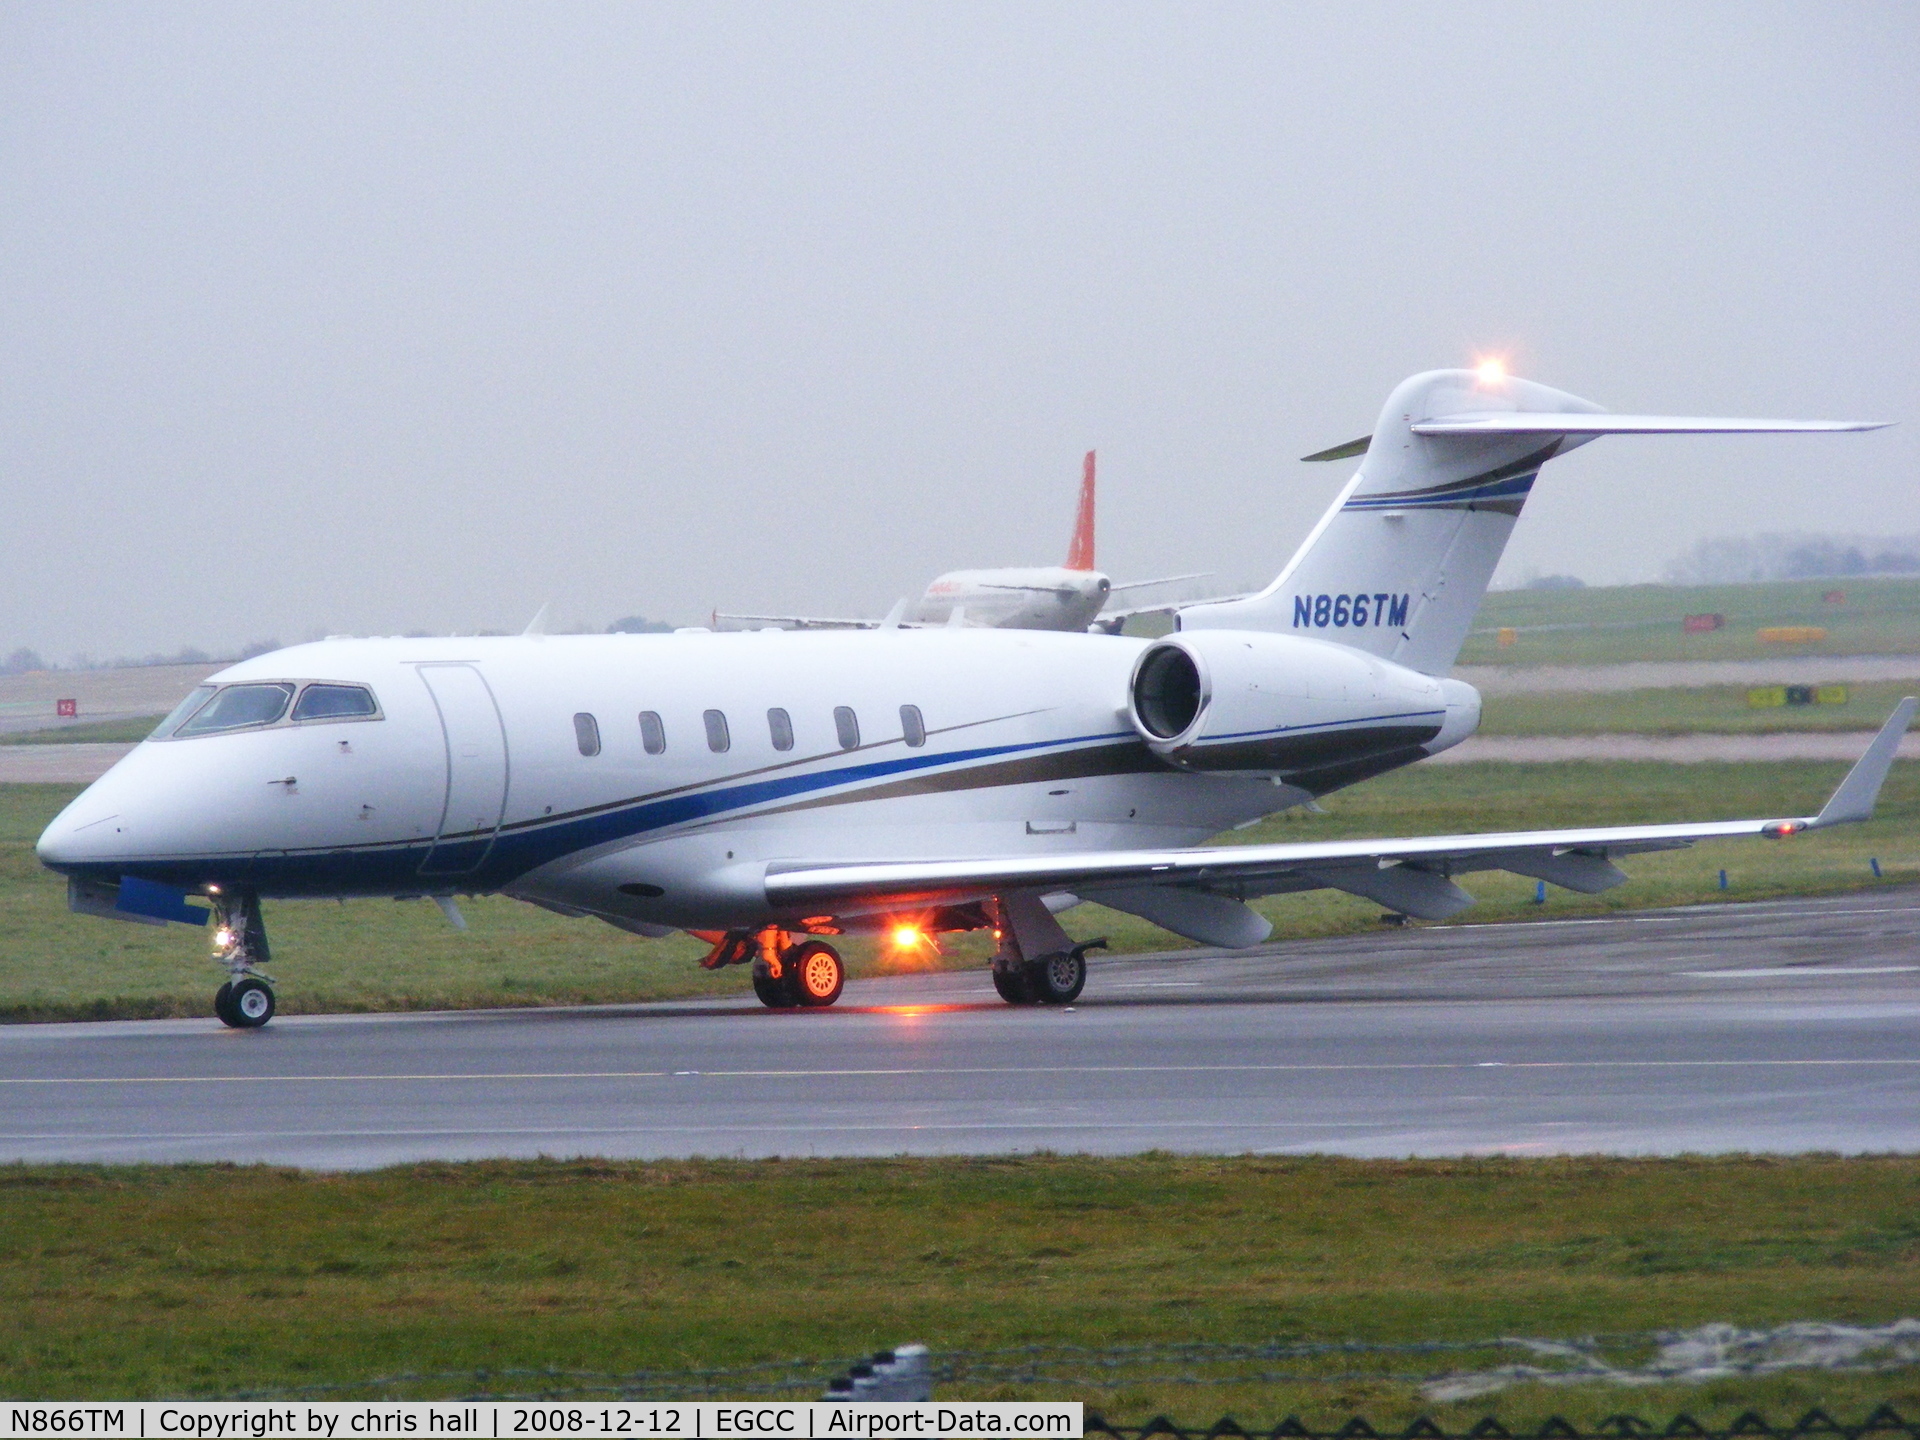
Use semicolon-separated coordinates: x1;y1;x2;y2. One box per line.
36;627;1477;933
904;567;1112;631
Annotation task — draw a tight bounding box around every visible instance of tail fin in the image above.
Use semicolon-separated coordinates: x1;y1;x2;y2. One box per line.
1065;450;1096;570
1178;369;1886;674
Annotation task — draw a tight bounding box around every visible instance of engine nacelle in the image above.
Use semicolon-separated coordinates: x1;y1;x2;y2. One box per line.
1128;630;1480;776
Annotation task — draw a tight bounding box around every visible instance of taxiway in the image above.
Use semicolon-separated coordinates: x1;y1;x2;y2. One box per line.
1;889;1915;1168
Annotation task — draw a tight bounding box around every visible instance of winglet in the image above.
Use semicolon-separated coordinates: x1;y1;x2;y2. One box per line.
1810;697;1916;828
880;596;909;629
523;602;551;637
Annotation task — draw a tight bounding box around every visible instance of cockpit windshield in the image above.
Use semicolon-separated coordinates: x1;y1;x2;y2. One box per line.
153;680;384;739
176;683;297;736
148;686;217;740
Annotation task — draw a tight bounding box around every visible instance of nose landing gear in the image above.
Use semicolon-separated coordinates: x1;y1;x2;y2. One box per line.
210;892;276;1029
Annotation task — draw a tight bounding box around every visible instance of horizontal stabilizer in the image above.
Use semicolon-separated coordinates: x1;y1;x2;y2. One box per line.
1301;435;1372;462
1412;413;1890;437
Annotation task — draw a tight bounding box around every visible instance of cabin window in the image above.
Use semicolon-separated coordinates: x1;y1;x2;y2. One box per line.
639;711;666;755
704;709;731;753
833;705;860;750
900;704;926;748
292;683;379;721
574;713;602;756
175;683;296;737
767;707;794;751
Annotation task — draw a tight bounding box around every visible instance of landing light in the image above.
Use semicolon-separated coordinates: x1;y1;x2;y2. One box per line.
891;925;926;950
214;927;234;948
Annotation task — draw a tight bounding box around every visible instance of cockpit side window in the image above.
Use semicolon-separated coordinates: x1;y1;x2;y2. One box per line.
149;686;217;740
292;683;380;722
175;683;297;736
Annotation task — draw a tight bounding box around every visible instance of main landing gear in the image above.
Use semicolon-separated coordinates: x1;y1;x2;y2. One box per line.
989;892;1105;1006
692;929;846;1009
991;939;1105;1005
210;891;276;1029
753;938;846;1008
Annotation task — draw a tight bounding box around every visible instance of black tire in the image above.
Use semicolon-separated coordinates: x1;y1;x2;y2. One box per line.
752;964;797;1008
226;977;275;1028
1031;950;1086;1004
991;962;1035;1004
213;981;236;1026
789;942;845;1007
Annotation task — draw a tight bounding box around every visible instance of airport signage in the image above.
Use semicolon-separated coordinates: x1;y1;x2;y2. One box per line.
0;1406;1081;1440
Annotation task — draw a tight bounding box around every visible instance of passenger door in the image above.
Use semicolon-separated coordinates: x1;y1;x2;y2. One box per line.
417;665;509;876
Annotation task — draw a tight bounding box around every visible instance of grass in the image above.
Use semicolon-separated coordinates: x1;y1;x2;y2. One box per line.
1458;578;1920;666
0;1154;1914;1420
0;716;162;745
1478;682;1919;735
4;759;1916;1021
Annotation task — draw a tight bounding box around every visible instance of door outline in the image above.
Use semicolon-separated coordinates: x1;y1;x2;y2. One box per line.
417;664;510;877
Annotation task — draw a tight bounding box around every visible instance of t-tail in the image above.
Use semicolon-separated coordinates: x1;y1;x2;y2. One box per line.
1065;450;1096;571
1178;368;1888;674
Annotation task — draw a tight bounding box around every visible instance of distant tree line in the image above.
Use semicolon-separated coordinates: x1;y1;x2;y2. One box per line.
1664;533;1920;585
4;618;680;674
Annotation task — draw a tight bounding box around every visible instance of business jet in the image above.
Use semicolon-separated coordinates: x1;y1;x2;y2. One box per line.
713;451;1209;633
37;365;1902;1027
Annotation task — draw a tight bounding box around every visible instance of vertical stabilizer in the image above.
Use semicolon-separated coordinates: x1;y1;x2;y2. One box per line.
1065;451;1097;570
1178;370;1603;673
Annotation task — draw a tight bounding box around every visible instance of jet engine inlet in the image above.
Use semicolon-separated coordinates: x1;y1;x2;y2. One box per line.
1132;643;1204;740
1128;629;1454;777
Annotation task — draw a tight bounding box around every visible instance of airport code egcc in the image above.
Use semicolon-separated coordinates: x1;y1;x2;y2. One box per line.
1;1406;1081;1440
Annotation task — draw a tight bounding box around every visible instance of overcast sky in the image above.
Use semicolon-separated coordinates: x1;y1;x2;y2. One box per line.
3;2;1916;659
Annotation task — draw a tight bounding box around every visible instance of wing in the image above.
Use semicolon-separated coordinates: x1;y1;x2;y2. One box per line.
766;699;1914;927
710;612;880;631
1106;572;1214;595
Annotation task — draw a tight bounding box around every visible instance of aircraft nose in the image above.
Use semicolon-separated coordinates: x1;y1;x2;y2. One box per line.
35;785;129;873
33;749;168;873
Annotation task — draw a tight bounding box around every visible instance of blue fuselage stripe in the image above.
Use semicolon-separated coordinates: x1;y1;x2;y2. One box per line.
81;730;1143;897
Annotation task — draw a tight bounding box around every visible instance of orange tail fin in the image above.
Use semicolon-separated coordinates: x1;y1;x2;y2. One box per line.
1065;450;1096;570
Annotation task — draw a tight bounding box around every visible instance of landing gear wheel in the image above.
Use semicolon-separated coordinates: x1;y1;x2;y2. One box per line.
789;942;845;1007
213;981;236;1026
222;977;275;1029
991;962;1035;1004
1031;950;1086;1004
752;964;798;1008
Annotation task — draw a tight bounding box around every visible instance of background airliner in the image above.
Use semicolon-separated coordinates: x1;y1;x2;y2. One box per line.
713;452;1212;633
37;367;1900;1027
